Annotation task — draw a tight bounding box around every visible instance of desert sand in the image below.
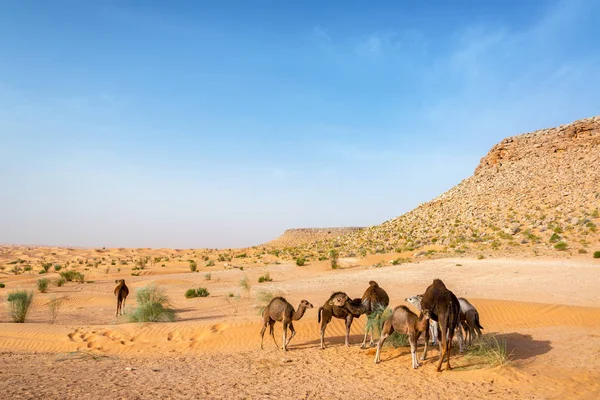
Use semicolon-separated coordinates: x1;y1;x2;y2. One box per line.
1;247;600;399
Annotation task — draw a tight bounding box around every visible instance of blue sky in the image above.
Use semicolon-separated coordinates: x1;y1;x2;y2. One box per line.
1;0;599;248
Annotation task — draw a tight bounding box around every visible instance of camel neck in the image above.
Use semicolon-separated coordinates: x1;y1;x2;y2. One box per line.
292;305;307;320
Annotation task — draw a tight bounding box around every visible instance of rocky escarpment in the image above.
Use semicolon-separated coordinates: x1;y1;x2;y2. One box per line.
284;116;600;257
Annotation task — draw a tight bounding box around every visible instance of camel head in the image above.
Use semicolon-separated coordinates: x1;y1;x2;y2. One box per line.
422;309;431;320
115;279;125;284
404;295;423;308
329;292;349;307
300;300;314;309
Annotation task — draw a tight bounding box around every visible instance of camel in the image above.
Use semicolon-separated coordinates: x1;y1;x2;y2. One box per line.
332;281;390;348
260;297;313;351
405;294;439;346
458;297;484;346
374;306;430;369
420;279;461;372
114;279;129;317
318;292;363;349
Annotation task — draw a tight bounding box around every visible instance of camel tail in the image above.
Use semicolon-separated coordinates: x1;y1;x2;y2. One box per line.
318;307;323;323
475;313;484;330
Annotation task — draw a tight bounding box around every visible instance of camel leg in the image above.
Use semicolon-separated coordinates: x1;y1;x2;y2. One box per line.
446;331;454;371
116;299;120;317
320;311;332;349
360;323;369;349
122;297;126;314
421;320;430;361
437;322;447;372
260;321;268;350
286;322;296;347
430;320;438;345
456;325;465;353
345;315;354;347
374;320;392;364
410;332;420;369
269;320;279;349
282;321;288;351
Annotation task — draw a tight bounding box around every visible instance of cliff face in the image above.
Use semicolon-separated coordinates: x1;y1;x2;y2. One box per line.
283;116;600;256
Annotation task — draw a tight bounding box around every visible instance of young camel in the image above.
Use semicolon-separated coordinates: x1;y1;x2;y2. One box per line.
318;292;362;349
405;295;439;346
260;297;313;351
374;306;430;369
458;297;484;346
114;279;129;317
331;281;390;348
420;279;461;372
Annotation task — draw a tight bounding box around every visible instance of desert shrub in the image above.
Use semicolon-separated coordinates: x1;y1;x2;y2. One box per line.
189;260;197;272
554;241;568;251
55;278;66;287
24;265;32;272
48;297;62;324
239;275;251;296
185;287;210;298
466;334;512;367
129;285;176;322
258;271;272;283
7;290;34;323
131;272;140;276
0;282;5;288
329;249;339;269
578;248;588;254
235;253;247;258
549;233;561;243
37;278;49;293
478;254;485;260
593;251;600;259
204;272;211;280
205;260;215;267
136;257;149;270
59;270;84;282
365;304;392;339
41;262;52;273
296;257;306;266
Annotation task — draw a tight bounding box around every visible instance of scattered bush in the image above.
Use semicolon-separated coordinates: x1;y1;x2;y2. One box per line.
37;278;49;293
239;275;251;297
204;272;211;281
48;297;62;324
478;254;485;260
296;257;306;266
129;285;176;322
593;251;600;259
189;260;197;272
258;271;272;283
0;282;5;288
329;249;339;269
55;278;66;287
578;249;588;254
205;260;215;267
136;257;149;270
549;233;561;243
466;335;512;367
554;241;568;251
235;253;247;258
185;287;210;298
59;270;85;282
41;262;52;273
7;290;34;323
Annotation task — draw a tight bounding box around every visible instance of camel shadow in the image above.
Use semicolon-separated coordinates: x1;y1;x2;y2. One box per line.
292;334;366;350
493;332;552;361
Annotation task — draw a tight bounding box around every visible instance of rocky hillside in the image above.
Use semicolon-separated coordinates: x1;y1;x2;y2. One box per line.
266;227;364;248
284;116;600;258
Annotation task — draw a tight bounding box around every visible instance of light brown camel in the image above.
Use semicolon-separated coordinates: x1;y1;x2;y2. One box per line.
318;292;363;349
331;281;390;348
374;306;430;368
420;279;461;372
260;297;313;351
114;279;129;317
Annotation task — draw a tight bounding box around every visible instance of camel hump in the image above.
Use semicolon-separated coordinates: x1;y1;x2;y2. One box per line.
368;280;379;287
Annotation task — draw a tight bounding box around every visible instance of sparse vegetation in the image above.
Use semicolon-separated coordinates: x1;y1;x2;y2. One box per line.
593;251;600;259
204;272;212;280
239;275;251;297
329;249;339;269
55;278;66;287
7;290;34;323
48;297;63;324
466;334;512;367
554;241;568;251
53;264;62;272
37;278;49;293
258;271;272;283
296;257;307;266
59;270;85;282
0;283;5;288
129;285;176;322
206;260;215;267
185;287;210;298
189;260;197;272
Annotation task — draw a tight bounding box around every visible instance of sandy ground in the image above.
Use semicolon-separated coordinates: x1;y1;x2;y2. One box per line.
1;248;600;399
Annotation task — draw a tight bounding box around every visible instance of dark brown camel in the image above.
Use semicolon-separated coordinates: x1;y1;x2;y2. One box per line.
260;297;313;351
374;306;430;368
114;279;129;317
332;281;390;348
420;279;461;372
318;292;363;349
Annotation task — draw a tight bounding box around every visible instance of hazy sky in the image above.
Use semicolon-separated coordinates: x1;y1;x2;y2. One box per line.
1;0;599;248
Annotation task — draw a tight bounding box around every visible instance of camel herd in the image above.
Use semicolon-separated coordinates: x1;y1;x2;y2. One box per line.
259;279;484;372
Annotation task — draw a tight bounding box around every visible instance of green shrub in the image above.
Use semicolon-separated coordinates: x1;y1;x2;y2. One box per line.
329;249;339;269
296;257;306;266
549;233;561;243
578;249;588;254
185;287;210;298
129;285;176;322
235;253;247;258
258;271;272;283
204;272;211;280
554;241;568;251
239;275;251;296
136;257;149;270
0;282;5;288
189;260;197;272
478;254;485;260
41;262;52;272
48;297;62;324
55;278;66;287
59;270;84;282
37;278;49;293
466;334;512;367
593;251;600;259
205;260;215;267
7;290;34;323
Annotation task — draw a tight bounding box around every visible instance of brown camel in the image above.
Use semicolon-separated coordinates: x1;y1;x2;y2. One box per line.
114;279;129;317
260;297;313;351
420;279;461;372
318;292;363;349
332;281;390;348
374;306;430;368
